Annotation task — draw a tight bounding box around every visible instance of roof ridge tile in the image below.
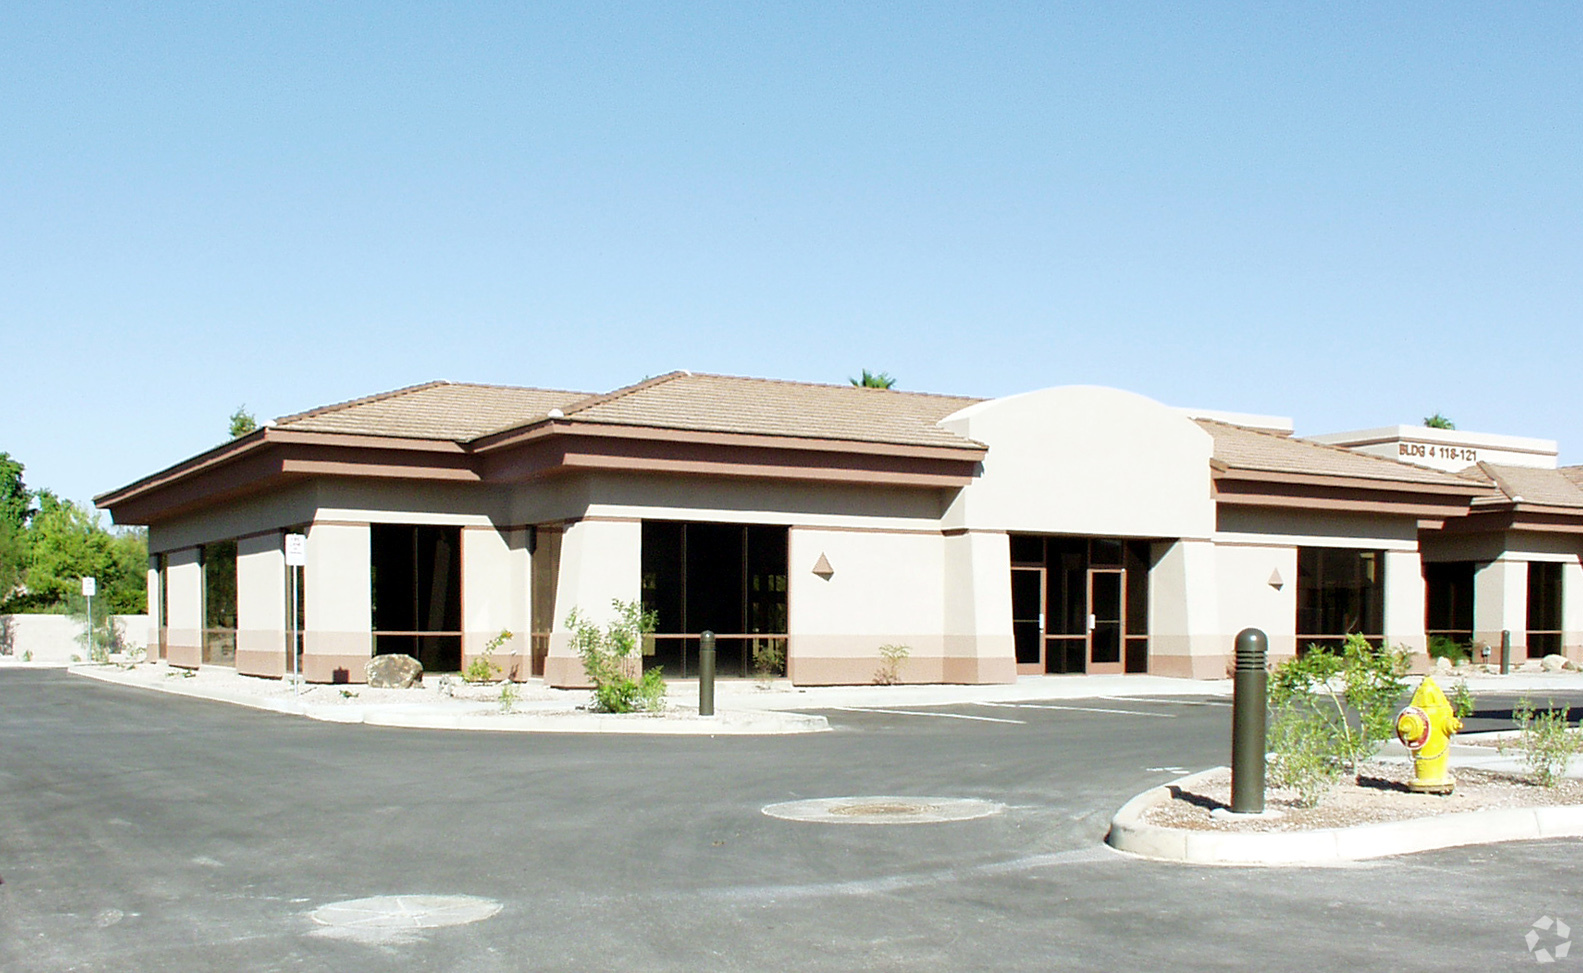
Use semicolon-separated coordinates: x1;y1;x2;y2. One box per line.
1194;417;1480;487
682;371;983;402
274;381;451;425
558;371;690;418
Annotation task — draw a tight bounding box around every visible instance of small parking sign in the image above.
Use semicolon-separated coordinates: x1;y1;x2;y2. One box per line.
81;577;96;597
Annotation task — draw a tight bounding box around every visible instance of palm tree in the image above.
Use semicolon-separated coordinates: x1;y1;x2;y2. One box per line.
850;369;896;389
1423;413;1456;430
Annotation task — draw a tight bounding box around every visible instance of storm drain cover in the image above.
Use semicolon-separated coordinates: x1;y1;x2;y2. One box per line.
309;894;501;937
762;796;1004;825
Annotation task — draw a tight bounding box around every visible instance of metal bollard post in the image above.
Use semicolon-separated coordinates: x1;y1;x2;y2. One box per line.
1501;630;1511;675
698;630;716;717
1231;628;1268;814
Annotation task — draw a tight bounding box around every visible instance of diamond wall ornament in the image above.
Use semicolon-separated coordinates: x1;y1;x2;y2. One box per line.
812;553;834;580
1268;568;1284;590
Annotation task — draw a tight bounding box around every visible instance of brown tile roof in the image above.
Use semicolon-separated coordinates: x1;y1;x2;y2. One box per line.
1473;463;1583;509
274;382;592;441
1197;419;1489;488
270;373;987;450
560;372;985;450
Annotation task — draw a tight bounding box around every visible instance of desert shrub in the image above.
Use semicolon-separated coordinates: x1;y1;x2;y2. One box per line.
752;641;785;688
1504;698;1583;787
874;644;910;685
1427;635;1470;665
1448;679;1476;720
464;629;512;683
1267;705;1345;808
568;600;663;714
1266;634;1411;805
499;681;519;714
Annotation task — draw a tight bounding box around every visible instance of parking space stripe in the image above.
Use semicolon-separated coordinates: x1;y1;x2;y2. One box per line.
1098;695;1231;708
974;701;1177;718
828;706;1027;724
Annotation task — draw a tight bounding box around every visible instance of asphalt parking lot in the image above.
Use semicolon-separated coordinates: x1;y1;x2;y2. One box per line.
2;669;1580;972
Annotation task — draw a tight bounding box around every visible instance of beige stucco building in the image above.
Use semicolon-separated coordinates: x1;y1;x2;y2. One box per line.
96;373;1583;686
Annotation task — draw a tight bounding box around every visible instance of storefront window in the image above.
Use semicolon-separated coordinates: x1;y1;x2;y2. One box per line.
640;522;788;678
1528;561;1564;659
1297;547;1384;651
201;541;237;666
1424;561;1475;647
371;525;462;672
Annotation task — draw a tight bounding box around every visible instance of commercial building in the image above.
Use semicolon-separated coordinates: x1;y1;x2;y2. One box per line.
96;373;1583;686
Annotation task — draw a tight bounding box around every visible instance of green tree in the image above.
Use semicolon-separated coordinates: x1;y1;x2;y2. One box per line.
0;452;29;529
9;492;146;614
229;406;259;439
0;453;33;603
1423;413;1456;430
850;369;897;389
0;516;25;605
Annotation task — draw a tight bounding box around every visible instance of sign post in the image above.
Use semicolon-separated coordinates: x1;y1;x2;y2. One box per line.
81;576;97;663
285;534;307;694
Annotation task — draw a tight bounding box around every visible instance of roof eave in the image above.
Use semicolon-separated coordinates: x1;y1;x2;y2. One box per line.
471;417;988;461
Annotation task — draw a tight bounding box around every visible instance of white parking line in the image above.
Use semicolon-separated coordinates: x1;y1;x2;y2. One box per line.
828;706;1027;724
974;701;1177;718
1098;695;1231;708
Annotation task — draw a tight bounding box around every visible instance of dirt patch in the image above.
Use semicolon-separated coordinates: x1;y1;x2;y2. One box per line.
1144;761;1583;833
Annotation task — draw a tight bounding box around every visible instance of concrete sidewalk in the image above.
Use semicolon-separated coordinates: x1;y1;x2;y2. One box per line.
60;660;1583;737
676;673;1234;711
65;662;1243;735
68;663;830;735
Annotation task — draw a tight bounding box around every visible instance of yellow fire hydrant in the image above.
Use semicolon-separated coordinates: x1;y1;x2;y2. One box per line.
1395;676;1463;794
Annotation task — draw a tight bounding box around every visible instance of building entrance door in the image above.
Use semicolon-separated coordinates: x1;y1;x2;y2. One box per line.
1087;568;1125;675
1010;534;1153;676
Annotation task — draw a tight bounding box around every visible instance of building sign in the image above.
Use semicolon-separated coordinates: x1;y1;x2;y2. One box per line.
1399;442;1477;465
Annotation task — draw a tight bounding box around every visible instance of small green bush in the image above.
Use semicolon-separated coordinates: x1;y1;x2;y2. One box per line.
568;600;664;714
1448;680;1476;720
1504;698;1583;787
1267;705;1344;808
1427;635;1470;665
499;681;519;714
752;641;785;688
463;629;512;683
874;644;910;685
1266;633;1411;805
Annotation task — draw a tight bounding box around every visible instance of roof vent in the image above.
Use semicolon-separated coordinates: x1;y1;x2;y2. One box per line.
547;408;564;419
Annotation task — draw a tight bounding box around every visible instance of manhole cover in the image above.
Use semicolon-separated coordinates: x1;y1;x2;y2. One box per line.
829;801;939;817
309;894;501;934
763;796;1004;824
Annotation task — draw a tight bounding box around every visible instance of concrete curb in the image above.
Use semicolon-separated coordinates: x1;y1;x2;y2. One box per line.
1105;766;1583;866
67;666;829;735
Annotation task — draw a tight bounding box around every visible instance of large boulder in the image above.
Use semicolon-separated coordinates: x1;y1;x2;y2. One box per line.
1541;653;1574;673
365;653;423;688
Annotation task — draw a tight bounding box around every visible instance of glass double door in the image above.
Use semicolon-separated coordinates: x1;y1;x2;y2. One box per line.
1010;534;1151;676
1012;565;1126;675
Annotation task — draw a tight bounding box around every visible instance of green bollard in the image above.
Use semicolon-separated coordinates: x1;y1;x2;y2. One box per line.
1231;628;1268;814
1501;629;1511;675
699;630;716;717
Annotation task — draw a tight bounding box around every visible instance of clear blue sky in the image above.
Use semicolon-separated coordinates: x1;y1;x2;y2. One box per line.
2;2;1579;511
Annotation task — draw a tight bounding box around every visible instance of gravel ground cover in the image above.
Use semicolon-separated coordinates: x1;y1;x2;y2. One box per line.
1144;760;1583;833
